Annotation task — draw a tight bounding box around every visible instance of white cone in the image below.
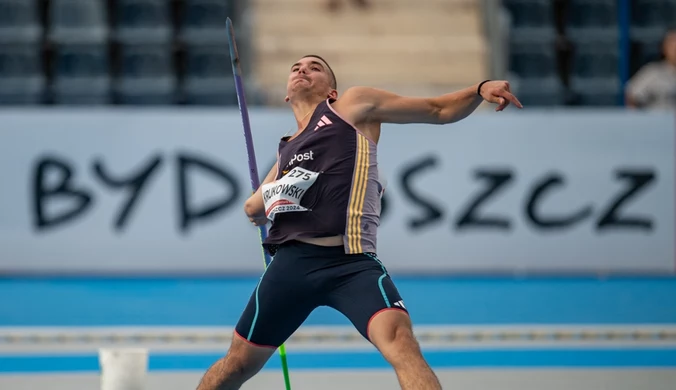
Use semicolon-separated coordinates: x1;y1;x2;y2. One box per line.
99;348;149;390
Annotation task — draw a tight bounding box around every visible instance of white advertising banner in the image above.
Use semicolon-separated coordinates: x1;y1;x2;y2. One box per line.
0;109;673;274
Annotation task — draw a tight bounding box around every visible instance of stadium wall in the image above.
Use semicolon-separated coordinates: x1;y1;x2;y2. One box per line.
0;108;674;276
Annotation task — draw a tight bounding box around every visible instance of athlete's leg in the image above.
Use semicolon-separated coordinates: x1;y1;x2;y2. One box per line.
196;334;275;390
197;244;319;390
368;309;441;390
325;253;441;390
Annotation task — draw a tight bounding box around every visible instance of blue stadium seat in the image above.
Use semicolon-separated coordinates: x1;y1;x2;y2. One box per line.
0;0;42;44
502;0;553;28
118;44;174;79
54;44;109;78
668;1;676;24
182;44;237;105
0;44;42;77
114;0;172;44
52;43;111;104
567;0;617;28
115;43;176;104
509;41;557;79
629;27;666;76
184;44;230;79
632;0;676;28
632;0;662;27
49;0;108;44
0;43;45;104
635;38;663;67
180;0;234;44
638;41;663;65
572;39;619;79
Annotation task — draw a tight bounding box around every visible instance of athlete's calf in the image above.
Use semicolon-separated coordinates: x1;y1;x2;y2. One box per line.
196;333;275;390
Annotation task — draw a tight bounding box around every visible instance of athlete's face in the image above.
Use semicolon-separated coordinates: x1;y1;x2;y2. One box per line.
285;56;337;102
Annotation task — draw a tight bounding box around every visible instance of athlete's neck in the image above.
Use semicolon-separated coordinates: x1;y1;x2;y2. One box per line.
290;98;324;130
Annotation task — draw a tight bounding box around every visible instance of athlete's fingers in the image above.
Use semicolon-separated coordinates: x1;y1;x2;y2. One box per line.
496;89;523;109
495;97;508;112
250;216;267;226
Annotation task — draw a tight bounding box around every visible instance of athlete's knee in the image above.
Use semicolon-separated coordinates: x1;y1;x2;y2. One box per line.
367;310;422;366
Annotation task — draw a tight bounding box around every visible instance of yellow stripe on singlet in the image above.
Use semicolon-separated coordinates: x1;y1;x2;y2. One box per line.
347;134;370;253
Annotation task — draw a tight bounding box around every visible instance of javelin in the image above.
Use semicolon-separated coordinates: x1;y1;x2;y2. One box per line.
226;17;292;390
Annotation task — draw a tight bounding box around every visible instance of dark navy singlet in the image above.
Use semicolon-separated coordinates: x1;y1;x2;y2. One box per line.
261;99;383;256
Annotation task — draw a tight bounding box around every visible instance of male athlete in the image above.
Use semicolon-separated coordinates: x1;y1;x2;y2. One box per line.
197;55;522;390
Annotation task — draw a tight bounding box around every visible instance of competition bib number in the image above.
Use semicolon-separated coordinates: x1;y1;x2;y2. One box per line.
261;167;320;221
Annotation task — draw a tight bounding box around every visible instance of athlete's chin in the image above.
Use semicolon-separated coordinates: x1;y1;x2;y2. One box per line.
290;83;311;91
287;86;317;99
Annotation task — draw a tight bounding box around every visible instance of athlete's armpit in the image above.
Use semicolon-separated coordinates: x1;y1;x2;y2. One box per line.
244;161;278;219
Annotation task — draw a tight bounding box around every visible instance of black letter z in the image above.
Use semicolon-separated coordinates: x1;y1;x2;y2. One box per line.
596;169;655;232
455;169;513;231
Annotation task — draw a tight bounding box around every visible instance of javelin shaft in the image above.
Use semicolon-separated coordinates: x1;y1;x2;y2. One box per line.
226;17;292;390
226;23;262;203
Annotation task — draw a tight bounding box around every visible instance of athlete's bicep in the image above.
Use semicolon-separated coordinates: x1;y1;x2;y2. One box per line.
244;161;278;218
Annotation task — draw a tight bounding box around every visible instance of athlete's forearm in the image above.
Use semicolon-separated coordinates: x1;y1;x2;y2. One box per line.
243;161;278;219
430;84;484;124
244;191;265;218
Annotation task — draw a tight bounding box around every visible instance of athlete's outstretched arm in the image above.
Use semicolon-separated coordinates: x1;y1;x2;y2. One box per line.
342;80;522;125
244;161;278;224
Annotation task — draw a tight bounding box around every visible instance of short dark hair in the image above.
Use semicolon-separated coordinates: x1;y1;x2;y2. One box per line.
302;54;337;90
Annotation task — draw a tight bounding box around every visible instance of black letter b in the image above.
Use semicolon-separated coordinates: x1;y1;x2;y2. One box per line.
32;157;93;231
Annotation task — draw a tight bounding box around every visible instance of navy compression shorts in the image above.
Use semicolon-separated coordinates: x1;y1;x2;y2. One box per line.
234;240;408;348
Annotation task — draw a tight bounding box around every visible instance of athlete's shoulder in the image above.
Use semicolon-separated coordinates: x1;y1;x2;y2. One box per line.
328;91;382;144
337;86;383;107
331;86;385;124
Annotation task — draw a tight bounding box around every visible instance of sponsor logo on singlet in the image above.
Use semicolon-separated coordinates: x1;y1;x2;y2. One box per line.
314;115;333;131
288;150;314;166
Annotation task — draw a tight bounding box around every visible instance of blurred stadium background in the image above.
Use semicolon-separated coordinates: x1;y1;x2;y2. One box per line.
1;0;676;389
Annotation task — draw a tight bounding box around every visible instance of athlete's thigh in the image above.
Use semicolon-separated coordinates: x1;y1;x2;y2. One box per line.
325;253;408;342
235;247;319;348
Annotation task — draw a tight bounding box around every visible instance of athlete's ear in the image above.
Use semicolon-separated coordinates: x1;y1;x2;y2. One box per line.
328;89;338;100
284;95;290;102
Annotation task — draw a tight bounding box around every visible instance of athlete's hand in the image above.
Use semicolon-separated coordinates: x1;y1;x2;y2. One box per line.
479;80;523;112
249;216;269;226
